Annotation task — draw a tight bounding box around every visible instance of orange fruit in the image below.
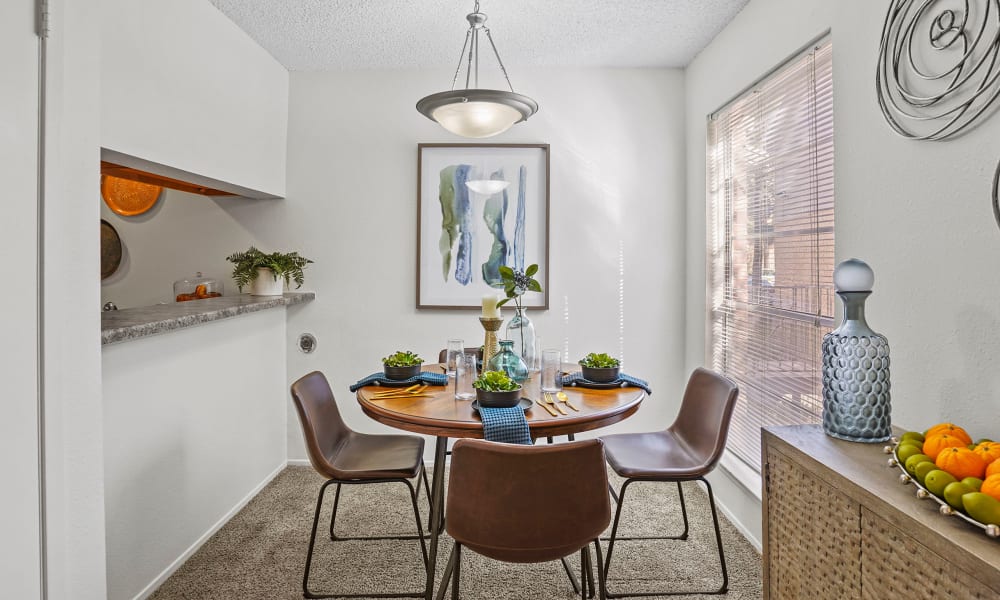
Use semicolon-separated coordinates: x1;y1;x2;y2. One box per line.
987;459;1000;478
923;434;967;460
982;474;1000;502
935;446;987;480
973;441;1000;465
924;423;972;445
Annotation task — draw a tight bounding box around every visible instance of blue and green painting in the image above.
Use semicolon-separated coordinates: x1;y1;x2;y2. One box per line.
438;164;527;287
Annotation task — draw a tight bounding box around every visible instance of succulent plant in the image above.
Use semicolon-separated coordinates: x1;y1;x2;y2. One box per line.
382;351;424;367
579;353;621;368
472;370;521;392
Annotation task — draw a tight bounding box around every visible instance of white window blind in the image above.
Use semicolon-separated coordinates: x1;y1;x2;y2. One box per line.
708;39;835;473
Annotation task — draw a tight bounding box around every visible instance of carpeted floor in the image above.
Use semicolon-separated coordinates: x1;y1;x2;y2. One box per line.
150;466;762;599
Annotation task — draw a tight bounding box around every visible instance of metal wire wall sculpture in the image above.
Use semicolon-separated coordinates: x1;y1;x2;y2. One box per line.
993;158;1000;228
877;0;1000;140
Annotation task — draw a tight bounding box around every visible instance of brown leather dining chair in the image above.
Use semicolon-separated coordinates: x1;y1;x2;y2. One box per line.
290;371;429;599
599;367;739;597
435;438;611;600
437;347;483;365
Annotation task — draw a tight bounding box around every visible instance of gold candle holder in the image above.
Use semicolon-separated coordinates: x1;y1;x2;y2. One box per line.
479;317;503;366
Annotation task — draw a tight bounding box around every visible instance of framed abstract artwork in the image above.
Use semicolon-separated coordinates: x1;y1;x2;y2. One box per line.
417;143;549;309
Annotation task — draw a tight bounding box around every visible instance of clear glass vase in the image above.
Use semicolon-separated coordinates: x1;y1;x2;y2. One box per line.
505;307;536;369
486;339;529;383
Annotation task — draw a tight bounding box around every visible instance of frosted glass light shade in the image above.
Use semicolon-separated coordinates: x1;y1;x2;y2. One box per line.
466;179;510;194
416;89;538;139
833;258;875;292
433;102;520;138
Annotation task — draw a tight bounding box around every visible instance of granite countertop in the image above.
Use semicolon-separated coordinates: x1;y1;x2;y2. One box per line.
101;292;315;345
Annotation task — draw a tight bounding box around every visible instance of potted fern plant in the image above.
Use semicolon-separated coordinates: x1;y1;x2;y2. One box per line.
226;246;313;296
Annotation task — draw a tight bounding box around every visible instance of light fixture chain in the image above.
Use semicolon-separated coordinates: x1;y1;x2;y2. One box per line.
483;27;516;93
465;26;476;89
450;29;473;91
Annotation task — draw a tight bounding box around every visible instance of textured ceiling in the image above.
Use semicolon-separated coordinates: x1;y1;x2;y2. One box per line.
208;0;750;71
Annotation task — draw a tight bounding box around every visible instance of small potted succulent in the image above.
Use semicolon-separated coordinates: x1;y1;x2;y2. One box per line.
226;246;313;296
382;350;425;380
472;370;522;408
579;353;622;383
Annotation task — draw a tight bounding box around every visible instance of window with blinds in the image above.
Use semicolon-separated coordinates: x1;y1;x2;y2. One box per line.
707;39;835;473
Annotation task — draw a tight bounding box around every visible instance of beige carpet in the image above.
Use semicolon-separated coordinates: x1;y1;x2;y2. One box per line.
150;466;762;599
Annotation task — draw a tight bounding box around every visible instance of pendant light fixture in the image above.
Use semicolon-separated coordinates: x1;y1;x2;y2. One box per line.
416;0;538;139
466;179;510;195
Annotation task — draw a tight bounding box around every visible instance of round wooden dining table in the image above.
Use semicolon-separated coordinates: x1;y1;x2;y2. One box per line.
356;367;645;600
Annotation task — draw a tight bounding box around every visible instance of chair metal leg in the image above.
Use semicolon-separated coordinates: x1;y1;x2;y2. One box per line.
434;544;458;600
451;542;461;600
581;544;597;599
328;476;427;543
303;480;336;599
561;555;582;595
593;540;607;600
425;437;449;600
602;479;688;541
602;477;729;597
303;477;427;598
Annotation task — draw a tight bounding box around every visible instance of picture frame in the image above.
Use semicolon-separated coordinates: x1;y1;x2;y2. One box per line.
417;143;549;310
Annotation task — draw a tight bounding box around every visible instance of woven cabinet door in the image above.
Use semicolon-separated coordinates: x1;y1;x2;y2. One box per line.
860;509;997;599
765;449;862;600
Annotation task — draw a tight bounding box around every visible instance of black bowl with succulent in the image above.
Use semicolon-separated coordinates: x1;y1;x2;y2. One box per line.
382;350;424;380
579;353;622;383
472;370;522;408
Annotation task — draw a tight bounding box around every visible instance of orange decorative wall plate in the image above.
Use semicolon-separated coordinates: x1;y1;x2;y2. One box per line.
101;175;162;216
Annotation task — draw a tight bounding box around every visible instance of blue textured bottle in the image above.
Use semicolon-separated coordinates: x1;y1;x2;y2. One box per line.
486;339;529;383
822;259;891;443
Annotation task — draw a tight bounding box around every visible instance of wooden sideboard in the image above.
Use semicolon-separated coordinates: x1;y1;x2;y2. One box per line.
762;425;1000;600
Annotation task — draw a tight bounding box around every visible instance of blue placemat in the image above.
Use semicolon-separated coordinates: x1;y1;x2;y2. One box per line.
478;406;532;445
561;372;652;394
349;371;448;392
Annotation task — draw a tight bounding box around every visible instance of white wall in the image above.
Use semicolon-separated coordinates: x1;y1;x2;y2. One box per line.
100;0;289;198
100;189;274;309
102;310;287;600
41;0;108;597
280;68;689;460
0;1;41;597
685;0;1000;545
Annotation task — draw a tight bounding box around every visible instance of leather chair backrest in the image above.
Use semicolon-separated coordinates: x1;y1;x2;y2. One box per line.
437;347;484;364
446;438;610;563
669;367;739;473
290;371;351;479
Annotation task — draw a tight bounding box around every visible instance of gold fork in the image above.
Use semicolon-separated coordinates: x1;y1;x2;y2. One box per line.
535;398;559;417
545;393;568;415
556;391;579;412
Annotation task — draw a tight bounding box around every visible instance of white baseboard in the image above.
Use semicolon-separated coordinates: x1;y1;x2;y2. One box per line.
132;461;287;600
712;489;762;553
286;458;311;466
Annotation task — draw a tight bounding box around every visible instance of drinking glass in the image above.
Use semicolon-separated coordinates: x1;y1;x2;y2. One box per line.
455;352;478;401
445;338;464;379
541;349;563;392
529;336;543;372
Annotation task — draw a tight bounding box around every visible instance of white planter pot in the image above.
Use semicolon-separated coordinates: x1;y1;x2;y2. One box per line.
250;267;285;296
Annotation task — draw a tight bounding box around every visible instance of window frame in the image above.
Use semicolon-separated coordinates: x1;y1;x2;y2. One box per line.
705;35;835;480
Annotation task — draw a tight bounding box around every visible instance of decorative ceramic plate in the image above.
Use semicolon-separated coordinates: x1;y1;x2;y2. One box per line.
471;398;532;412
101;175;162;216
100;219;122;280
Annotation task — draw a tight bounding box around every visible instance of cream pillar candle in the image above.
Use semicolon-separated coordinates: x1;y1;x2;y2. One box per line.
481;294;500;318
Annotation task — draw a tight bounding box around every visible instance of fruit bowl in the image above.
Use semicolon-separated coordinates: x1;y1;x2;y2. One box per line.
886;439;999;539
